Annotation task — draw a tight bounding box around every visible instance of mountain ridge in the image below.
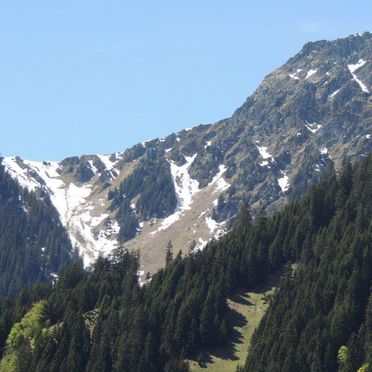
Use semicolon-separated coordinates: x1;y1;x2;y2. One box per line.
2;32;371;278
1;152;370;372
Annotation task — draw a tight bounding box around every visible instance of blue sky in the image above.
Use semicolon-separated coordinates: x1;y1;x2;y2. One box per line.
0;1;371;160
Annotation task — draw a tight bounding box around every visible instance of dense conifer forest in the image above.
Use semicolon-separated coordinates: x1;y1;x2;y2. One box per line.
0;155;370;371
109;153;177;242
243;157;372;372
0;158;75;298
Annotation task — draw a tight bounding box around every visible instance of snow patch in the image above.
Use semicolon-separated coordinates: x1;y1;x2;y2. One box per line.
289;69;302;80
170;154;199;212
256;145;274;160
305;121;322;134
205;215;226;240
278;171;290;192
97;154;117;171
348;59;367;73
313;164;321;172
348;59;369;93
211;165;230;193
91;214;109;227
256;143;274;167
3;157;119;267
328;89;341;99
2;157;43;191
366;134;371;139
193;237;209;253
319;147;328;155
151;161;229;236
150;155;199;234
63;183;120;266
305;69;317;79
23;160;68;224
88;160;98;174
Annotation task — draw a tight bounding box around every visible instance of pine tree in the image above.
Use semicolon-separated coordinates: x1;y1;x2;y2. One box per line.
236;201;252;227
165;241;173;266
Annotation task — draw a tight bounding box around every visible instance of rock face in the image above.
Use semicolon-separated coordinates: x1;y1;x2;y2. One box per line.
3;33;372;276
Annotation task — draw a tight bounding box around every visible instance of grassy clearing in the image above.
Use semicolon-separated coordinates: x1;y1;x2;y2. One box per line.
189;284;275;372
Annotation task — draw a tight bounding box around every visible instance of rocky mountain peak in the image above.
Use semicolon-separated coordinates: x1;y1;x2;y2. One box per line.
2;33;371;278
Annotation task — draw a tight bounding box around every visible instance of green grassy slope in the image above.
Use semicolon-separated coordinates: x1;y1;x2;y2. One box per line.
189;286;274;372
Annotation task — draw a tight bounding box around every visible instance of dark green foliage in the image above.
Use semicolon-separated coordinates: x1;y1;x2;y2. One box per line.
115;200;138;242
109;155;177;243
75;161;94;183
0;155;371;371
236;201;252;227
244;155;372;372
165;240;173;266
0;158;75;298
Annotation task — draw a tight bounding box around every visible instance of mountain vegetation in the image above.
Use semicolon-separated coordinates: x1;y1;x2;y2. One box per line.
109;153;177;242
0;153;370;371
243;157;372;372
0;158;76;298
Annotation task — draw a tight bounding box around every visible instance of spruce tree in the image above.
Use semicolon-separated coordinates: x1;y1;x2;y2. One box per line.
165;240;173;266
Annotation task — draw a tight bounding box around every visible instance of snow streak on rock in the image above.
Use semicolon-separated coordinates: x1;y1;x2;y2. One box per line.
151;155;199;234
289;69;302;80
3;157;119;266
151;159;230;238
328;89;341;100
97;154;119;172
211;165;230;193
256;144;275;166
205;216;226;240
305;69;317;79
2;157;45;191
348;59;369;93
305;121;322;134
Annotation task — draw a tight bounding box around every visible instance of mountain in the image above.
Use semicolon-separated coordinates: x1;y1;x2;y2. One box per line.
243;156;372;372
0;153;370;372
2;32;372;280
0;161;75;298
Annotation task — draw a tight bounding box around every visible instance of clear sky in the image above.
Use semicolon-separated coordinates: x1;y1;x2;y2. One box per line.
0;1;371;160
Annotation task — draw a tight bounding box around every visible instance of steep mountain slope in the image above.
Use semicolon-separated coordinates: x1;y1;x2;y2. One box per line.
0;159;74;297
3;32;372;277
0;154;370;372
243;156;372;372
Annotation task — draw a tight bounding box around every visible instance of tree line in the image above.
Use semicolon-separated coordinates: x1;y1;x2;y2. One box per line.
0;155;370;371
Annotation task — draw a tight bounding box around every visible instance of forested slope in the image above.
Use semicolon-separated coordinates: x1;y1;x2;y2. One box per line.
0;155;370;371
243;156;372;371
0;158;75;298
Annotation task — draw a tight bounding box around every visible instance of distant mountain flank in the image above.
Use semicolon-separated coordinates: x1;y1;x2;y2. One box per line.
0;160;74;297
2;32;372;278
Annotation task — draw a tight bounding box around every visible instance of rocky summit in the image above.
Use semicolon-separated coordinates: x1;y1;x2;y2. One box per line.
3;32;371;278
